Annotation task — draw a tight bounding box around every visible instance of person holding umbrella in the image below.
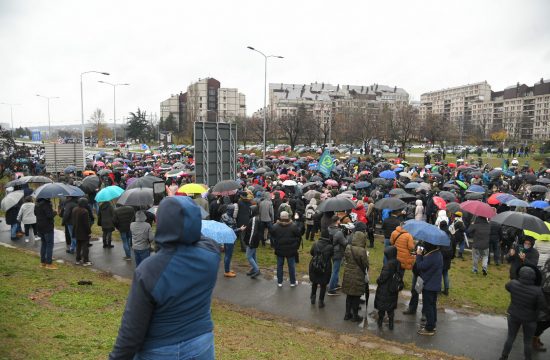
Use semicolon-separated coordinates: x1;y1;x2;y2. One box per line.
415;240;444;336
98;201;116;249
34;197;57;269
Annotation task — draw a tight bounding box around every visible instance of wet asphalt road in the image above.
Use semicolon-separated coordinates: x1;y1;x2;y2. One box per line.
1;220;548;359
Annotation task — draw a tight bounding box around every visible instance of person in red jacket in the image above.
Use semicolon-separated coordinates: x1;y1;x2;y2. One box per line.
352;200;367;224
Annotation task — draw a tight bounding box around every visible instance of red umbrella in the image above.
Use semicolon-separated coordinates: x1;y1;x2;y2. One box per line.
287;170;297;176
487;192;505;205
278;174;289;180
325;179;338;187
432;196;447;210
271;190;285;199
460;200;496;219
448;163;457;168
457;165;469;170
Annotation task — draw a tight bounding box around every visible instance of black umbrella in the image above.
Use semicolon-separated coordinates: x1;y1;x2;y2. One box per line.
64;165;77;174
372;178;389;186
529;185;548;193
374;197;407;210
302;181;321;190
491;211;550;234
316;197;356;212
6;176;31;187
446;202;461;214
389;188;407;196
310;175;323;182
32;183;85;199
522;174;537;184
117;188;154;207
80;175;100;193
489;169;503;178
537;178;550;185
265;171;276;177
212;180;241;195
126;175;165;190
443;183;459;190
438;191;456;202
254;168;267;175
397;193;417;202
544;206;550;213
97;169;112;176
465;192;484;200
341;177;355;182
26;176;53;184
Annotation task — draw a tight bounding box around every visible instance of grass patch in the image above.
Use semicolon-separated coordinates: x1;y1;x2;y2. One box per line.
1;245;457;360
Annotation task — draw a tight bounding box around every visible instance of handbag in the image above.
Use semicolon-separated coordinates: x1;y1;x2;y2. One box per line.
415;276;424;294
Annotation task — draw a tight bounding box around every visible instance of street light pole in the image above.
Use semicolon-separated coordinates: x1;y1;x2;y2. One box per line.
0;102;20;136
81;71;109;168
247;46;283;161
98;81;129;145
36;95;59;139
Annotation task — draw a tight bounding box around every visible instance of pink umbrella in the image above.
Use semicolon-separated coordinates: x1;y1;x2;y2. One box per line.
95;161;105;167
325;179;338;187
432;196;447;210
460;200;496;219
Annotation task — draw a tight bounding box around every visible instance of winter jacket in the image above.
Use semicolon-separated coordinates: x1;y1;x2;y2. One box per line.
309;237;334;284
5;205;20;225
319;212;332;239
60;198;78;226
236;200;252;227
352;204;367;224
390;226;415;270
304;199;317;226
416;248;444;292
243;216;262;249
34;199;56;234
414;199;424;221
113;206;135;233
131;211;154;251
505;265;547;322
258;193;274;222
17;202;36;225
434;210;449;227
374;246;400;311
271;220;301;258
382;216;400;239
328;225;348;261
98;202;115;231
342;231;369;296
506;246;540;280
109;196;220;360
72;204;91;242
451;218;466;245
467;217;491;250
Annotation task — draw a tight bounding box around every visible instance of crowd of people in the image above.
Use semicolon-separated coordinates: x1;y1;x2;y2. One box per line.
3;146;550;359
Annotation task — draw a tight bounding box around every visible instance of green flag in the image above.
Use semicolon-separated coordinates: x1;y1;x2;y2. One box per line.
318;149;334;177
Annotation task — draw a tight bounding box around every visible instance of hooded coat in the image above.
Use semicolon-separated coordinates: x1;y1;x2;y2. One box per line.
506;243;540;280
271;219;301;258
505;265;547;322
374;246;400;311
17;201;36;225
352;203;367;224
390;226;415;270
467;217;491;250
341;231;369;296
109;196;220;360
414;199;424;221
130;211;154;251
34;198;56;234
304;198;317;226
309;236;334;284
72;198;91;242
98;201;115;231
258;192;274;222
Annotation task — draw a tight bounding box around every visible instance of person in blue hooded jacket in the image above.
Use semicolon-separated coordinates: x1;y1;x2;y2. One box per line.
415;241;443;336
109;196;220;360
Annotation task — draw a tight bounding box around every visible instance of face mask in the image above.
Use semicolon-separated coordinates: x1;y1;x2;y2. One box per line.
523;244;531;250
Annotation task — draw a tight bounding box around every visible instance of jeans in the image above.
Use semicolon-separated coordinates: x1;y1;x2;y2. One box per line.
277;256;296;284
134;331;215;360
120;231;132;258
39;231;54;265
10;224;18;239
134;249;150;267
472;248;489;272
501;315;536;360
67;224;77;252
458;239;465;255
76;240;90;262
422;289;438;331
328;258;342;291
246;246;259;273
64;224;71;247
383;238;391;265
488;240;500;265
224;243;234;273
442;269;450;290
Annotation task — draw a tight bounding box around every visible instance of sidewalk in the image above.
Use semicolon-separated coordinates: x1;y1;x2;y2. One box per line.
1;220;546;359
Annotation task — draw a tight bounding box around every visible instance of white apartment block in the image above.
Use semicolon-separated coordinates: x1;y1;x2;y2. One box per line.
160;94;181;124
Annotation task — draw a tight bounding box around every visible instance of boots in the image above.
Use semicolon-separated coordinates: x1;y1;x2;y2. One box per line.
388;315;394;330
377;312;384;328
310;293;316;305
442;288;449;296
344;296;352;320
533;336;547;352
318;300;325;308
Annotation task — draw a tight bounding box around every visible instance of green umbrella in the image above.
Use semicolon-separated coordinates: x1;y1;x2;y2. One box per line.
456;180;468;190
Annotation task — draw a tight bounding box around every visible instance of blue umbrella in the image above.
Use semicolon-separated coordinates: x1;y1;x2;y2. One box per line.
530;200;549;209
95;186;125;202
355;181;371;189
33;183;85;199
496;193;516;203
403;220;450;246
405;182;421;189
64;165;77;174
380;170;396;179
466;185;485;193
201;220;237;244
506;199;531;208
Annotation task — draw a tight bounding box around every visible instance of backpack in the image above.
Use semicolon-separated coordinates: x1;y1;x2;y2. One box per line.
305;206;316;220
310;244;328;273
389;271;404;294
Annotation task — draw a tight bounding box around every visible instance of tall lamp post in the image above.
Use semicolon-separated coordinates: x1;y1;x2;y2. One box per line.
35;94;59;139
247;46;283;161
98;80;129;144
80;71;109;168
0;102;20;136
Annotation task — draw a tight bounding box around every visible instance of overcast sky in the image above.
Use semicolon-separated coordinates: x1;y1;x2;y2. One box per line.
1;0;549;129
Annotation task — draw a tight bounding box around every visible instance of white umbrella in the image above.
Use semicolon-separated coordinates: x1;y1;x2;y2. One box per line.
282;180;298;187
1;190;24;211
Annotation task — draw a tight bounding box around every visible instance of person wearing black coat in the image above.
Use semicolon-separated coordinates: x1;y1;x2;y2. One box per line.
270;211;301;287
439;221;453;296
98;201;115;248
374;246;400;330
499;264;547;360
72;197;92;265
489;221;502;265
60;196;78;253
113;205;136;260
309;236;334;308
236;194;253;252
243;205;262;278
506;237;540;280
5;203;21;240
34;198;57;268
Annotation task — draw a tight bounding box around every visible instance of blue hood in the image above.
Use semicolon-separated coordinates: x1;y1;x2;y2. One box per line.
155;196;202;245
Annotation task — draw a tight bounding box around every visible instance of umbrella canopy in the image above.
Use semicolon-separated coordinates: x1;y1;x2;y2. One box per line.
201;220;237;244
379;170;396;179
405;182;421;190
316;197;356;212
446;202;461;214
496;193;516;204
389;188;407;196
178;183;207;194
466;185;485;193
25;176;53;184
126;175;165;192
489;169;503;178
64;165;77;174
354;181;371;190
397;193;417;201
325;179;338;187
438;191;456;202
32;183;85;199
536;178;550;185
6;176;31;188
97;169;112;176
282;180;298;187
416;182;432;192
301;181;321;190
402;220;450;246
165;169;184;178
487;192;505;205
374;197;407;211
1;190;24;211
372;178;389;186
271;190;286;200
529;185;549;193
530;200;549;209
506;199;531;208
491;211;550;235
304;190;321;201
455;180;468;190
432;196;447;210
95;186;124;202
310;175;323;182
524;222;550;241
212;180;241;196
80;175;100;193
442;183;459;190
254;167;267;175
172;162;185;169
399;172;412;179
117;188;154;207
465;192;484;200
460;200;496;218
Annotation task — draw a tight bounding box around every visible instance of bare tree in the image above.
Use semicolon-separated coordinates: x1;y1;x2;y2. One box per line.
235;116;250;149
278;104;306;151
387;104;417;157
88;108;112;142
